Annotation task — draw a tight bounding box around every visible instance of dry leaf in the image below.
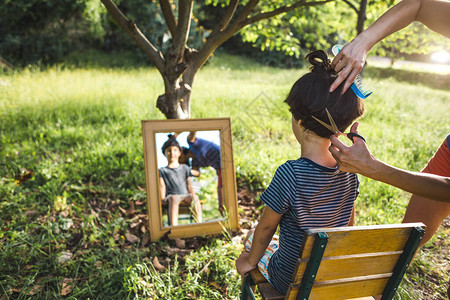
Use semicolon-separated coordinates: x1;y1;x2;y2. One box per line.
125;231;139;243
152;256;165;271
174;238;186;249
163;246;181;256
209;281;224;293
60;278;74;296
25;210;37;217
27;284;43;295
118;206;127;215
22;265;33;270
137;186;146;192
126;199;135;217
141;234;150;247
130;221;141;228
135;200;145;206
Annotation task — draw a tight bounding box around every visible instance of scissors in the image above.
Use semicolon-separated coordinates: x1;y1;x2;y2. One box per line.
311;108;366;143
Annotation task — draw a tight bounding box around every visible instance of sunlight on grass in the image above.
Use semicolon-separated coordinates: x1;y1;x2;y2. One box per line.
0;51;448;299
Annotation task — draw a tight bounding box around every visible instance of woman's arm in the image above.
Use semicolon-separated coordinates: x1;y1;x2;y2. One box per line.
329;131;450;202
236;206;282;276
330;0;450;93
187;131;197;143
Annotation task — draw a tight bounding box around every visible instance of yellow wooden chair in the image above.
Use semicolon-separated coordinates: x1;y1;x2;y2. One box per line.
241;223;425;300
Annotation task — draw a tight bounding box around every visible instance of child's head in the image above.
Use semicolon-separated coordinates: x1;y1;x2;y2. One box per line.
284;50;364;138
161;134;182;160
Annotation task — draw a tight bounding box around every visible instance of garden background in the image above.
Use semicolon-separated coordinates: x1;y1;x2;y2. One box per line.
1;0;449;299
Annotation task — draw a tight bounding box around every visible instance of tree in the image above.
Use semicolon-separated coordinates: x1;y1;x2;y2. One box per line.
100;0;335;119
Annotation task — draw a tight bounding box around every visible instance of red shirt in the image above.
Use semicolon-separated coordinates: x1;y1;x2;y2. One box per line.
422;134;450;177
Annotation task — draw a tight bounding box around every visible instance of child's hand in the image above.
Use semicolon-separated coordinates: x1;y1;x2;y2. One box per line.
236;252;257;277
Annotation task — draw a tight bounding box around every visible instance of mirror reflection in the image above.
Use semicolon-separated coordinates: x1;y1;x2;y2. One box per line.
155;130;223;227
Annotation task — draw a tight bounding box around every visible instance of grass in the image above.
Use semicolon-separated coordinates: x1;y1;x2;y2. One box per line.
0;49;449;299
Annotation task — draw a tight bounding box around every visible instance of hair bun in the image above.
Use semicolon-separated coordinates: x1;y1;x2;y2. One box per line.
306;50;334;74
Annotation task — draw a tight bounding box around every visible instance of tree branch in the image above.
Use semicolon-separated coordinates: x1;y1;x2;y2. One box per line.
101;0;165;73
215;0;240;32
341;0;359;14
159;0;177;37
171;0;194;59
232;0;260;25
244;0;336;25
0;56;13;70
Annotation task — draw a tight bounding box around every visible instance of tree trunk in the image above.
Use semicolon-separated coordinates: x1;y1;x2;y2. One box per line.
156;76;193;119
102;0;337;120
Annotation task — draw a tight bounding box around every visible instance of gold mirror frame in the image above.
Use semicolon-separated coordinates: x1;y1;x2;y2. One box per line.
142;118;239;241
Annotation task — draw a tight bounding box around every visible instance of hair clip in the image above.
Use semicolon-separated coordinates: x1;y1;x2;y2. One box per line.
332;44;372;99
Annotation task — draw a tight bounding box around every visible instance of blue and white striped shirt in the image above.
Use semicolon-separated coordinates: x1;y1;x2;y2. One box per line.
261;158;359;294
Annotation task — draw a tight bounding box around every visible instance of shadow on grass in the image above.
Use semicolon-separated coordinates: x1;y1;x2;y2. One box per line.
365;66;450;91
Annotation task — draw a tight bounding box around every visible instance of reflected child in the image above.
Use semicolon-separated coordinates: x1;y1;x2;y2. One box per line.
159;135;202;226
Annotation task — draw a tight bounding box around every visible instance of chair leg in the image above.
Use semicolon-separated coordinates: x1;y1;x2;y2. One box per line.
240;276;257;300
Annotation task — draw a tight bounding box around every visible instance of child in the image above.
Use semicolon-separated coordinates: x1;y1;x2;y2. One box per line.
236;50;364;294
159;135;202;226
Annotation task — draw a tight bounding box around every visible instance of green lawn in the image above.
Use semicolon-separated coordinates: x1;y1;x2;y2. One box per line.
0;50;449;299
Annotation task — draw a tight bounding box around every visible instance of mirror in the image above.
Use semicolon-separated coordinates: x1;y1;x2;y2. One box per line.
142;118;239;241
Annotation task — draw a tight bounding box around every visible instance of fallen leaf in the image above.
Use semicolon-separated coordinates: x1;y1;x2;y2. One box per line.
138;278;153;288
162;246;181;256
137;186;146;192
209;281;224;293
126;199;135;217
25;210;37;217
135;200;145;206
125;231;139;243
174;237;186;249
118;206;127;215
27;284;43;295
60;278;73;296
152;256;165;271
141;234;150;247
130;220;141;228
22;265;33;270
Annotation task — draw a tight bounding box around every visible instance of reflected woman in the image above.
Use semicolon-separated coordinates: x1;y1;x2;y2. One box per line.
159;135;203;225
179;131;224;216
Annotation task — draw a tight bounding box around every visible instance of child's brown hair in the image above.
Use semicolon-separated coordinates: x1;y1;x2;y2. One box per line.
284;50;364;138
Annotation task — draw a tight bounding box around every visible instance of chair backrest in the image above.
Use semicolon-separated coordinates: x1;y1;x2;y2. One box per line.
286;223;425;300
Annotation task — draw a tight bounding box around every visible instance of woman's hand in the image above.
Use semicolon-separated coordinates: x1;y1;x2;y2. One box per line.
236;252;257;277
329;36;371;93
328;122;375;175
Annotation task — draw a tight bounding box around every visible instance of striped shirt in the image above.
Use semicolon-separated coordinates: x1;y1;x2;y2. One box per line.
261;158;359;294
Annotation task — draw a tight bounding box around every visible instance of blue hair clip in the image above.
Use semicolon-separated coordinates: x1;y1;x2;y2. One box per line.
332;44;372;99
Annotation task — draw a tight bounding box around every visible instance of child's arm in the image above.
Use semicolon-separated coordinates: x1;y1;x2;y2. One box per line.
159;177;166;201
186;177;196;196
348;204;355;226
236;206;282;276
